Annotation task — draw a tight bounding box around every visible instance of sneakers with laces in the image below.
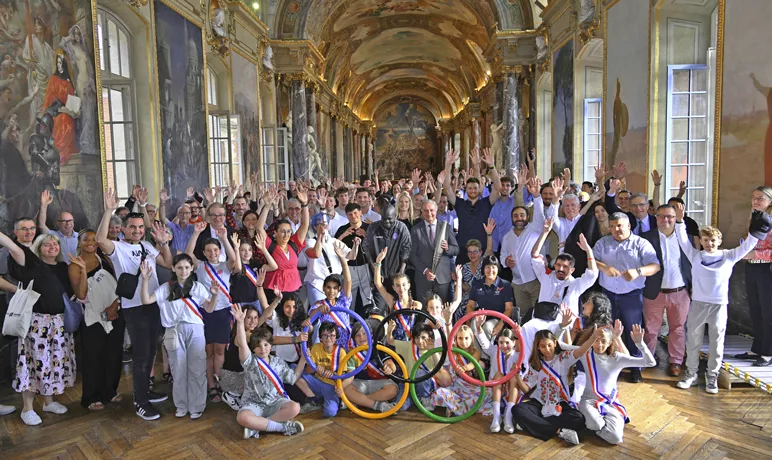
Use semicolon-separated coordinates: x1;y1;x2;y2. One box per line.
175;409;188;418
190;412;203;419
373;401;396;413
243;427;259;439
221;391;241;411
419;397;435;411
42;401;68;414
300;401;322;414
705;375;719;394
490;417;501;433
148;391;168;403
558;428;580;445
676;371;699;389
135;402;160;421
21;410;42;426
283;420;304;436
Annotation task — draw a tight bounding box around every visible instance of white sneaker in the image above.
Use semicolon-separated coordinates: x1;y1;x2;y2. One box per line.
190;412;203;420
490;417;501;433
558;428;580;445
419;397;435;411
42;401;68;415
503;422;515;434
676;371;699;389
21;410;42;426
221;391;241;411
175;409;188;418
0;404;16;415
705;375;719;394
243;427;259;439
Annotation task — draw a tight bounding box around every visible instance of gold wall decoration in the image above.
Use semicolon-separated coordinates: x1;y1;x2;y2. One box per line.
201;0;233;57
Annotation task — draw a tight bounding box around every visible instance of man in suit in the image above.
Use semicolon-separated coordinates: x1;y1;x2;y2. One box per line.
410;199;460;304
605;180;657;236
641;204;692;377
191;202;235;262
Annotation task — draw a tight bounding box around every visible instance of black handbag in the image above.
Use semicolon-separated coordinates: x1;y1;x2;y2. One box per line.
115;244;147;299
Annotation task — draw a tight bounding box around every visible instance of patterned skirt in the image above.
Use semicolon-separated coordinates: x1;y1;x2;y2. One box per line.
431;368;493;416
13;313;76;395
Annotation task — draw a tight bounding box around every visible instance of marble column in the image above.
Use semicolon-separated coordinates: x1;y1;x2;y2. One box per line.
473;119;481;151
291;80;308;180
306;87;320;176
503;73;520;177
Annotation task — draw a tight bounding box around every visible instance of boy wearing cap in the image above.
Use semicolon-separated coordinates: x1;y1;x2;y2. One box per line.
304;212;354;308
674;203;767;394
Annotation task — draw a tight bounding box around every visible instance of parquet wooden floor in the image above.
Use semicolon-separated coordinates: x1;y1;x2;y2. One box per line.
1;346;771;459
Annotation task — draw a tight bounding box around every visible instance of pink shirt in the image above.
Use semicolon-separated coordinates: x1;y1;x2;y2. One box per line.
751;231;772;263
264;234;306;292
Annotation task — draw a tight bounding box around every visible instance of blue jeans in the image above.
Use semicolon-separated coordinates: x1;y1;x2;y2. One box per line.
302;373;340;417
603;288;644;359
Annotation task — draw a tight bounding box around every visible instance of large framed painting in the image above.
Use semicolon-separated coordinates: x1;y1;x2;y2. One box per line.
552;39;574;177
154;0;208;212
0;0;103;232
232;51;259;180
374;101;438;179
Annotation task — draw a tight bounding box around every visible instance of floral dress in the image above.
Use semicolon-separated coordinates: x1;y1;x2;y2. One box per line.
430;352;493;416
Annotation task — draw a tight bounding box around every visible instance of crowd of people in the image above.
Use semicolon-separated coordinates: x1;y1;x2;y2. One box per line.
1;148;771;447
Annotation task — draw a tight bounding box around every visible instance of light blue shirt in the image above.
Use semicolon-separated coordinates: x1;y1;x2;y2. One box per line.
632;217;652;235
168;222;196;253
50;230;79;264
490;196;515;252
593;234;660;294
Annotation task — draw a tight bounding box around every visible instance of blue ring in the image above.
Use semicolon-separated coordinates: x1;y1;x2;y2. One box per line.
301;307;373;380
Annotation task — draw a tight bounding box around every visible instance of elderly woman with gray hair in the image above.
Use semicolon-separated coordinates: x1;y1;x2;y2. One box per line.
0;231;76;426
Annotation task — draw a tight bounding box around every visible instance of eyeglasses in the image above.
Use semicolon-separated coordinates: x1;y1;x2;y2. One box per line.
57;219;74;223
467;249;481;254
277;229;293;235
630;203;648;208
320;334;336;339
288;207;301;211
656;215;676;220
127;212;144;218
18;226;36;232
209;214;226;218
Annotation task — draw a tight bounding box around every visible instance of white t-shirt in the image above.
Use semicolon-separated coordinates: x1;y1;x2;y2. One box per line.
109;240;160;309
154;282;209;328
304;235;351;292
266;310;300;363
195;260;232;311
531;256;598;317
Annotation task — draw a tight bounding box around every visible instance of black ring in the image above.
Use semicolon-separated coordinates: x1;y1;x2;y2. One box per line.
373;308;448;384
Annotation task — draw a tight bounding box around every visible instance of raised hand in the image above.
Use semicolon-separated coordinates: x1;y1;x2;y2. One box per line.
630;324;645;344
376;247;388;264
678;180;687;197
203;188;214;203
526;177;540;197
230;232;241;249
594;164;608;183
543;216;554;234
470;147;481;166
516;164;528;185
673;201;685;221
651;170;662;186
193;221;207;234
104;188;118;211
140;260;153;279
257;267;267;285
333;241;347;259
437;169;447;185
559;303;575;328
483;217;496;235
215;226;227;240
273;287;282;301
152;222;170;244
68;254;86;270
411;168;421;185
131;185;141;199
445;149;459;170
186;186;195;198
609;178;621;195
231;303;246;323
612;319;623;338
578;233;591;252
562;168;571;183
41;189;53;206
136;187;149;205
296;182;308;205
160;188;169;203
481;148;494;166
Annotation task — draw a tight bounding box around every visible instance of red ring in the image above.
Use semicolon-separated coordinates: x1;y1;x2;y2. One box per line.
448;310;524;387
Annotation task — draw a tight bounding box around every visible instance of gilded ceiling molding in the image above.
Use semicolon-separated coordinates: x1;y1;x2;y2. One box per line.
122;0;148;9
201;0;234;58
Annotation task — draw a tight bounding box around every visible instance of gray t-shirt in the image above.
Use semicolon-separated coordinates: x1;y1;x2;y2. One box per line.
241;354;296;406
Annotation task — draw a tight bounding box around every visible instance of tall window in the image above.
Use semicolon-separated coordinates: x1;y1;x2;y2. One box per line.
260;127;289;184
583;98;602;183
666;65;709;225
97;9;138;201
206;67;242;186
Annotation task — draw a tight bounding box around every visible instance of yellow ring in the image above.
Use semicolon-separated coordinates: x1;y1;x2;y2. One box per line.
335;344;410;419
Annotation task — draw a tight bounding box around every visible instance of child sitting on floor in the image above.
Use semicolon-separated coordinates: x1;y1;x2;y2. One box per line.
300;321;355;417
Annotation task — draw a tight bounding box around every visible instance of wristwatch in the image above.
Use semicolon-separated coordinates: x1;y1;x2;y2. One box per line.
636;267;643;277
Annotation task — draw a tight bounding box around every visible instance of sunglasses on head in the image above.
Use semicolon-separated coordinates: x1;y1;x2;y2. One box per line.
127;212;144;218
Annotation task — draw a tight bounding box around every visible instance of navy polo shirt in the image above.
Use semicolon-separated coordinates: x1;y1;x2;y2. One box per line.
454;197;494;264
469;277;514;314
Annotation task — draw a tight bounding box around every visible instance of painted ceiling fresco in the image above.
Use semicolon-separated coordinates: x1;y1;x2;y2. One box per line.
374;99;439;177
275;0;533;122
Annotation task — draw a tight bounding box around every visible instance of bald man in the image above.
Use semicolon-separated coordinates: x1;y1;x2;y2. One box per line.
38;190;79;263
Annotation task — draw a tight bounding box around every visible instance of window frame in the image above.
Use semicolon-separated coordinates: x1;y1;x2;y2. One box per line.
665;64;711;226
583;98;602;184
97;8;141;202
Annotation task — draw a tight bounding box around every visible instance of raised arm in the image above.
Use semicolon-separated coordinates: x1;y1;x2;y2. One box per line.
158;189;170;225
96;189;118;256
232;304;252;364
482;148;501;204
443;150;458;207
185;221;207;265
373;247;395;305
150;222;173;269
139;261;157;305
573;326;604;359
334;240;352;298
254;230;278;271
225;232;242;273
531;217;554;259
673;203;699;262
0;231;25;266
38;190;52;234
651;170;662;209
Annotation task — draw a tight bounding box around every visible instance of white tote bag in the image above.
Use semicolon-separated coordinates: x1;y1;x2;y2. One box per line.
3;280;41;338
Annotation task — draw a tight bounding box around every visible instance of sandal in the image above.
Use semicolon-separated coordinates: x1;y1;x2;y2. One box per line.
88;402;105;411
163;372;174;384
111;394;123;403
208;388;221;403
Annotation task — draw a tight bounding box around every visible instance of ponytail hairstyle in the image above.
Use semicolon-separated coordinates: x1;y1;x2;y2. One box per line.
276;291;307;332
391;272;414;306
528;330;564;372
167;253;196;301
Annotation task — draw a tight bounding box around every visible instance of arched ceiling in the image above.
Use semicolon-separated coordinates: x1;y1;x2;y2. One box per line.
275;0;533;122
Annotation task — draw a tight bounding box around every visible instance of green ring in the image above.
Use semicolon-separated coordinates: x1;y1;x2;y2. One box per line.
408;347;487;423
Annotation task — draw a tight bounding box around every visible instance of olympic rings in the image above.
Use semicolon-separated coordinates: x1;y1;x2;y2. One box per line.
408;347;486;423
335;344;410;419
374;308;448;384
302;307;373;380
448;310;524;387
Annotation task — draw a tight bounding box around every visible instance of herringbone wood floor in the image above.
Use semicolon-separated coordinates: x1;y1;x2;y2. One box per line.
1;348;771;459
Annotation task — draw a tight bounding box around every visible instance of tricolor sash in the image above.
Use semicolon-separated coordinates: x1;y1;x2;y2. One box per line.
244;265;259;287
586;350;629;421
497;347;509;375
394;300;414;340
256;355;288;398
413;343;439;389
331;345;342;374
355;350;386;377
181;297;204;321
541;358;576;411
205;262;232;302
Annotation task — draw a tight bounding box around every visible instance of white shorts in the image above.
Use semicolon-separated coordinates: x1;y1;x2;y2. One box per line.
239;398;292;418
352;378;397;395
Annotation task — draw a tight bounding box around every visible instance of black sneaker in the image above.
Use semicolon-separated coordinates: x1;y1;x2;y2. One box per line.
149;377;155;390
134;402;160;421
148;391;168;403
122;348;132;364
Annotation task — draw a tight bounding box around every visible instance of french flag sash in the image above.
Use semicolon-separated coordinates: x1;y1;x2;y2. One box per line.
413;343;438;390
244;265;259;287
256;355;288;398
181;297;204;321
205;262;232;302
331;345;342;374
586;350;629;421
355;350;385;377
497;347;509;375
394;300;414;339
541;358;576;411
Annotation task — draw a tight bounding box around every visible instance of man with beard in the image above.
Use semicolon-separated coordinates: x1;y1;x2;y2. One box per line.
500;203;549;318
530;217;598;316
362;204;411;315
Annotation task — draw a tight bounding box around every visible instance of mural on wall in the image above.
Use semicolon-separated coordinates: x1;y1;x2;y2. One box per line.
552;39;574;176
0;0;102;233
718;0;772;242
374;101;437;178
604;0;648;193
154;0;208;213
232;52;259;179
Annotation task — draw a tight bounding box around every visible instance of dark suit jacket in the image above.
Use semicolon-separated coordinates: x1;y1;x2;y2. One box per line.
409;219;459;285
640;229;692;300
192;224;235;262
604;193;657;235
